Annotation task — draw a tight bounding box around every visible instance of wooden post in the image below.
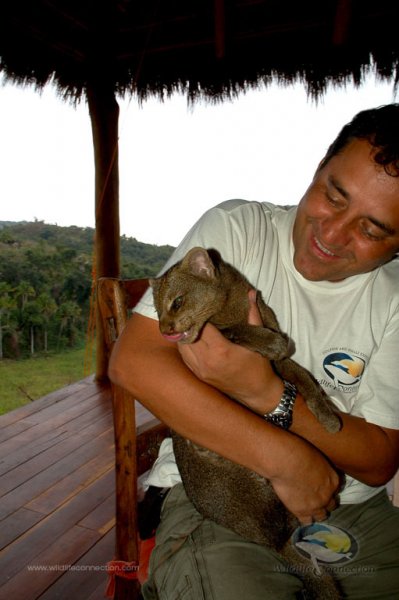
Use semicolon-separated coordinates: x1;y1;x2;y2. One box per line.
87;83;121;381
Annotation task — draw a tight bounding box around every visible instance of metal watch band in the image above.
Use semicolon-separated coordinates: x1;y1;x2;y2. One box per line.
263;380;297;430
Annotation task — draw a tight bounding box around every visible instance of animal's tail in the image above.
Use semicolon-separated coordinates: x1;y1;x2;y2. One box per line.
280;544;341;600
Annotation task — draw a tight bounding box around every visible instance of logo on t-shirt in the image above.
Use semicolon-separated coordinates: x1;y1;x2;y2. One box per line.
323;352;365;387
292;522;359;571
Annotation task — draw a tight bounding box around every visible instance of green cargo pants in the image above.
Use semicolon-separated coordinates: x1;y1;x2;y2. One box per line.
142;483;399;599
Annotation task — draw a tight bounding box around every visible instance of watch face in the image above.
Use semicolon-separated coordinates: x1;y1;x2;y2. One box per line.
280;413;292;430
268;411;292;430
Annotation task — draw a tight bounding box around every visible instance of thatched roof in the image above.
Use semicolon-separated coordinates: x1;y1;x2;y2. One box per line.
1;0;398;103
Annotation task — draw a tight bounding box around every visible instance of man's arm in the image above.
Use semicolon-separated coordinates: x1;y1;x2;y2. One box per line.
291;399;399;486
109;312;340;524
178;299;399;488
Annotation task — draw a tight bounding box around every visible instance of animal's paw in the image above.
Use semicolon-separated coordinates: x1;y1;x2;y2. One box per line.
308;394;342;433
319;410;342;433
267;332;291;360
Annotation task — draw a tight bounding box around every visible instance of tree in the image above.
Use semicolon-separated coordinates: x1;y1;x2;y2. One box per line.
0;283;16;359
23;300;44;356
36;293;57;352
15;280;36;311
57;301;82;349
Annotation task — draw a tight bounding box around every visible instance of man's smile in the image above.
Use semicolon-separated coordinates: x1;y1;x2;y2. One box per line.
312;235;338;258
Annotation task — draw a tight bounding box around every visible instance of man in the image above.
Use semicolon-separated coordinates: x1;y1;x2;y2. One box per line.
110;104;399;598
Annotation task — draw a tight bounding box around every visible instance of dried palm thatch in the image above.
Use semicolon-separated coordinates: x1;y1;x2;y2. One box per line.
1;0;398;103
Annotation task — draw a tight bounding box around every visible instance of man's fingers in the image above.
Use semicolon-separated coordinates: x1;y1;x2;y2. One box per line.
298;500;337;525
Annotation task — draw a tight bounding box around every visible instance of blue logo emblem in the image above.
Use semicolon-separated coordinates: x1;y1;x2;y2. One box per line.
323;352;365;387
292;523;358;572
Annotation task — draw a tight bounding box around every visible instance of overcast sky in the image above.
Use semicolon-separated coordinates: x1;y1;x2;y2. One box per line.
0;72;397;247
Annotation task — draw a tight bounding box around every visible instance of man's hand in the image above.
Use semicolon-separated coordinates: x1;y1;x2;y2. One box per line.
178;290;284;412
268;435;340;524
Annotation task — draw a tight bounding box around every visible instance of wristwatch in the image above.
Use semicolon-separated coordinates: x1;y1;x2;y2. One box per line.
263;380;297;430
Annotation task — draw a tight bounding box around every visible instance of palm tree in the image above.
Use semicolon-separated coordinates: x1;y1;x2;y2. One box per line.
23;300;44;356
0;282;16;359
36;292;57;352
57;301;82;350
15;281;36;311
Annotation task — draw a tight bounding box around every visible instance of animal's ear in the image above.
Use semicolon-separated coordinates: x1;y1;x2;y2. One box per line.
149;277;160;291
183;247;216;279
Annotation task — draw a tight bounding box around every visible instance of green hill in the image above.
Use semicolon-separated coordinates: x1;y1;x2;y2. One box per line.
0;220;174;359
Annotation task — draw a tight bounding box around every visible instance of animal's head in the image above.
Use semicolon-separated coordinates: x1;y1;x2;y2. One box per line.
150;247;224;343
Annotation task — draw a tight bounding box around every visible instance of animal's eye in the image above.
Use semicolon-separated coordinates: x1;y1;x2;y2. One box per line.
171;296;183;311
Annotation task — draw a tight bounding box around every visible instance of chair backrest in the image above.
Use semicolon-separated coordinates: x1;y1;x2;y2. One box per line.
98;277;149;355
97;277;169;599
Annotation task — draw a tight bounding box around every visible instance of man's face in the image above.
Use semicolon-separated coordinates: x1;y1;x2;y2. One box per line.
292;139;399;282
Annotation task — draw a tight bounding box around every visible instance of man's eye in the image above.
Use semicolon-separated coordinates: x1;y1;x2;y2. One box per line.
360;220;386;241
326;193;343;208
172;296;183;310
362;228;384;241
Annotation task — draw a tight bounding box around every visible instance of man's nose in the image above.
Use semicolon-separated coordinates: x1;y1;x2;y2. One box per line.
320;214;353;248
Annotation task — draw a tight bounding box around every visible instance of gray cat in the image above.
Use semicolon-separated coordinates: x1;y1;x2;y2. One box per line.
150;246;341;599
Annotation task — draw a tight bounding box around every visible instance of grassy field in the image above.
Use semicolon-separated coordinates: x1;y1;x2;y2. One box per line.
0;347;95;415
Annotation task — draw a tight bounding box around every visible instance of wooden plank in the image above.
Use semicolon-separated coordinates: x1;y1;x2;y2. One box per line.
0;388;111;459
0;419;35;444
78;492;115;534
0;525;100;600
0;507;43;551
27;445;114;514
0;408;112;490
0;378;97;428
0;396;112;472
0;424;114;520
0;427;78;478
0;403;112;478
26;384;109;425
38;528;115;600
0;469;115;587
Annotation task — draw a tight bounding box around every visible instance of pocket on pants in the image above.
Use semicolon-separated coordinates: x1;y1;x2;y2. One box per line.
155;483;204;545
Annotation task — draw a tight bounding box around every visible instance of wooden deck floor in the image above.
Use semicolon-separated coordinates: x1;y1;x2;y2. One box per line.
0;376;152;600
1;376;398;600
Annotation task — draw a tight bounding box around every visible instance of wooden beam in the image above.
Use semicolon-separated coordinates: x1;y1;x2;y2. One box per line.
87;83;120;381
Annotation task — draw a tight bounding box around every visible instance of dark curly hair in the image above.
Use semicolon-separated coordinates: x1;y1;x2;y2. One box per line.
319;104;399;177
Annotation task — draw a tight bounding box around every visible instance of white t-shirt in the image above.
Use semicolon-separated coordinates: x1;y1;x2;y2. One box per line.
135;200;399;504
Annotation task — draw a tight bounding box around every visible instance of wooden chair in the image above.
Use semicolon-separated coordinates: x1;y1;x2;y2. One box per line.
97;277;170;599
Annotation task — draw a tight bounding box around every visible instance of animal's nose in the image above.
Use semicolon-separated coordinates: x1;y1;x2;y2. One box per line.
160;318;176;334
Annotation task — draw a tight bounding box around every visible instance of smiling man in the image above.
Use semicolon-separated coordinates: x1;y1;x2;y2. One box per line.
293;138;399;281
110;105;399;599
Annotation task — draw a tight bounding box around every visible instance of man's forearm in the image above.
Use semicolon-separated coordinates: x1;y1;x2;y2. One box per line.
291;394;399;486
